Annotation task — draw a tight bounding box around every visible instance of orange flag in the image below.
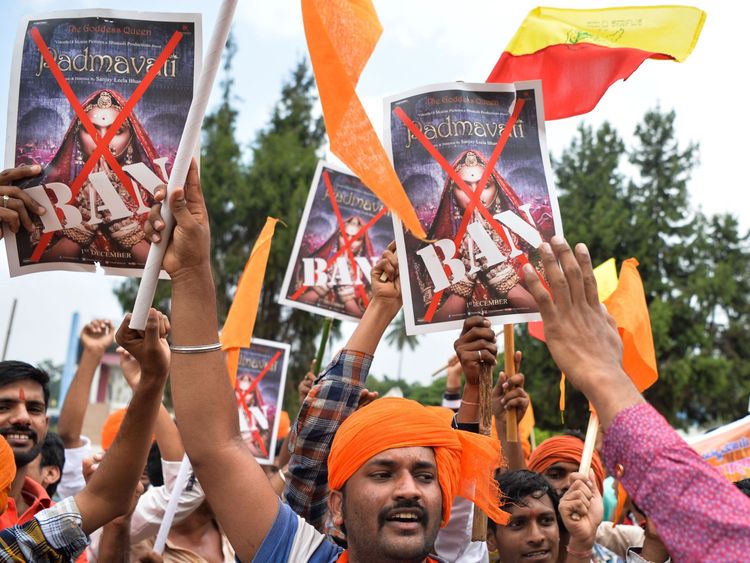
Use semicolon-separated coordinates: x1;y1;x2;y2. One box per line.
604;258;658;391
221;218;279;384
301;0;426;239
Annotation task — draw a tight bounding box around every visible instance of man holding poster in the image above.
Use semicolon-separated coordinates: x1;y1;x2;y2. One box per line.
384;82;561;334
3;9;200;277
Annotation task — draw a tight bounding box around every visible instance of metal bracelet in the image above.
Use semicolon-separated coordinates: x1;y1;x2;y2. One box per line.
169;342;222;354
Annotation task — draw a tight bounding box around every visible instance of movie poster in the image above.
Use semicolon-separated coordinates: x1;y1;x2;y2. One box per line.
278;160;395;323
3;10;201;277
384;81;562;335
236;338;290;466
689;415;750;482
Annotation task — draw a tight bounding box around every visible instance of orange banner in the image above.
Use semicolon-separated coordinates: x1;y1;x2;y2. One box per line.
689;415;750;482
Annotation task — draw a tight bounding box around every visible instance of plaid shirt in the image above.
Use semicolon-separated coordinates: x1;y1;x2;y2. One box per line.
284;349;372;533
0;497;89;562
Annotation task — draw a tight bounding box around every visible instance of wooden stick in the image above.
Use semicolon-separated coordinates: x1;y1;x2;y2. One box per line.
504;324;518;443
571;410;600;521
314;318;333;376
471;360;493;541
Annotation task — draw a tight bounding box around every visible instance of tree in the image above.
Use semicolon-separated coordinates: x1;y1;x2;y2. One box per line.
521;107;750;432
384;311;420;379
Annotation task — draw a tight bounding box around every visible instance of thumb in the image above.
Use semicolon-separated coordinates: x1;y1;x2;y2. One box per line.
169;187;193;226
144;308;160;346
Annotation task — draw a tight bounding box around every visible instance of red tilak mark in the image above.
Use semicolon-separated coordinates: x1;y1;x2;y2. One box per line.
28;27;182;262
290;172;387;304
394;99;549;322
18;388;26;401
235;350;282;459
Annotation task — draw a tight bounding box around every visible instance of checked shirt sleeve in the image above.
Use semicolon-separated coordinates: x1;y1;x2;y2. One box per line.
602;402;750;563
284;349;373;533
0;497;89;562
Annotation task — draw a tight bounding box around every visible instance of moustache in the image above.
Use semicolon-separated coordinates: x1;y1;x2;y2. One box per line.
0;425;38;444
378;499;428;529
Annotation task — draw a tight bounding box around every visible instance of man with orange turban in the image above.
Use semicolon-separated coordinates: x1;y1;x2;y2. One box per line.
528;434;606;496
150;168;509;562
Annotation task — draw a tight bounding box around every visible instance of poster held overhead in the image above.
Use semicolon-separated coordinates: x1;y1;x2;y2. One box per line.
235;338;290;466
4;9;201;277
384;81;562;335
278;160;395;323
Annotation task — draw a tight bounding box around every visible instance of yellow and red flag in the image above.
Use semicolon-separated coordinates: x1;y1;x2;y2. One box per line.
488;6;705;119
302;0;425;239
221;217;279;385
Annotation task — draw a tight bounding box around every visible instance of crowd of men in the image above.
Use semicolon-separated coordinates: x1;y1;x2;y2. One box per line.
1;159;750;562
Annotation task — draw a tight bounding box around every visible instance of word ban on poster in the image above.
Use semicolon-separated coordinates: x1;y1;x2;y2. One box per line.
384;81;562;335
236;338;290;466
279;161;395;323
4;9;201;277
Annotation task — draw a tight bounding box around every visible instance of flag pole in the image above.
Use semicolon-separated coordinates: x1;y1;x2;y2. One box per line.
130;0;239;330
504;324;518;442
571;410;599;521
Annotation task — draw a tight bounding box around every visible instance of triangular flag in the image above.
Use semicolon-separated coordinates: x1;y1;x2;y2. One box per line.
221;218;279;384
487;6;705;119
604;258;658;391
301;0;425;239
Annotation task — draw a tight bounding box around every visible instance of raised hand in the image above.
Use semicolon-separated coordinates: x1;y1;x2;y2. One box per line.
559;470;603;556
144;158;210;277
115;309;170;383
454;316;497;386
80;319;115;356
370;241;401;313
445;355;462;392
117;346;141;390
522;237;643;427
0;164;46;238
491;351;528;424
298;359;317;404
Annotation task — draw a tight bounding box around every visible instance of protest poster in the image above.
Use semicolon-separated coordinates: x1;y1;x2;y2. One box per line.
384;81;562;335
236;337;290;466
689;415;750;482
278;160;395;323
4;9;201;277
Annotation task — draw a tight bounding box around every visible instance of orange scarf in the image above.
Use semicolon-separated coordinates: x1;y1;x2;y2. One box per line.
328;397;508;527
0;436;16;514
527;435;605;493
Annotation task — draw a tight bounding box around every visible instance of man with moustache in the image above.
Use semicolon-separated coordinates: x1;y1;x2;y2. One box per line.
0;361;52;529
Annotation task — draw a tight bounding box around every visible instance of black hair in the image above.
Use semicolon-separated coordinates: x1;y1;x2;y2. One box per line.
40;432;65;496
146;442;164;487
735;478;750;499
489;470;564;532
0;361;51;407
562;429;586;441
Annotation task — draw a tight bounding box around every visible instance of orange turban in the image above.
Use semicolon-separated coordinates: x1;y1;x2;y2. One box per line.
101;408;127;450
328;398;509;526
277;410;291;440
1;435;16;514
527;435;605;493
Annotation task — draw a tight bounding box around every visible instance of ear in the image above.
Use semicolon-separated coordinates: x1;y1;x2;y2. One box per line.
486;529;498;552
328;489;345;527
41;465;61;488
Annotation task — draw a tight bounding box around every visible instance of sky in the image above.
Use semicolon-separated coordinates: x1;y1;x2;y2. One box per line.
0;0;744;389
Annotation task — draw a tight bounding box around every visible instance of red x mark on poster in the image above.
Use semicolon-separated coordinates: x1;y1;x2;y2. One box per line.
289;170;388;306
235;350;282;458
27;27;183;262
394;96;548;322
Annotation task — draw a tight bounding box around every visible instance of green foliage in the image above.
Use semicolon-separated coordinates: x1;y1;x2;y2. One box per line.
524;107;750;432
115;45;328;418
366;374;447;407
